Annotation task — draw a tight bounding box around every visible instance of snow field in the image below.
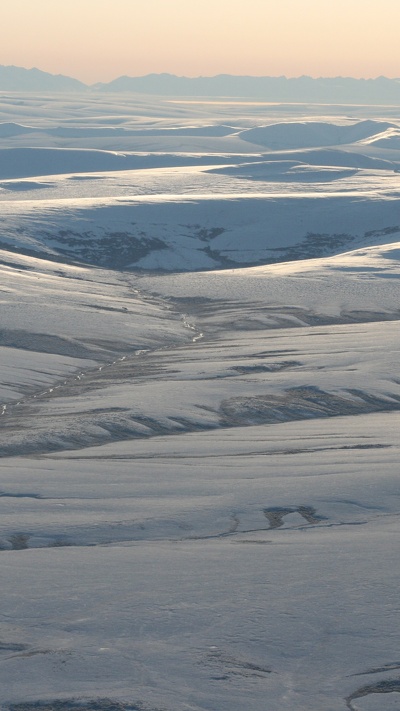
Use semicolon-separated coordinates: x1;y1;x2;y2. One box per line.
0;94;399;711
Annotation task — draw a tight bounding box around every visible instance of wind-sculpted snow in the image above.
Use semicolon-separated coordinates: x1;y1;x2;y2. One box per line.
207;159;360;182
239;119;395;149
0;147;259;179
1;94;400;711
358;125;400;149
0;147;163;180
0;122;39;138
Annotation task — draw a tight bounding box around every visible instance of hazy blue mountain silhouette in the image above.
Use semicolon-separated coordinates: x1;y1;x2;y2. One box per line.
1;65;400;103
95;74;400;103
0;65;86;92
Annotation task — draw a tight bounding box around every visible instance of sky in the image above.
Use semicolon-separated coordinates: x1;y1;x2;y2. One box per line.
1;0;399;84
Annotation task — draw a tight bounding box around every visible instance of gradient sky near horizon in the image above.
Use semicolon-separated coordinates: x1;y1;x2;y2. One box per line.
2;0;399;84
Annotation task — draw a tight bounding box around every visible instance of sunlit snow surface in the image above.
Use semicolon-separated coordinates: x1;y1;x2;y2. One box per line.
0;93;400;711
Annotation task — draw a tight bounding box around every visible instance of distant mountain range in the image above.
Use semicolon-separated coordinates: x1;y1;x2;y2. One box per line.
0;65;86;92
94;73;400;104
1;64;400;103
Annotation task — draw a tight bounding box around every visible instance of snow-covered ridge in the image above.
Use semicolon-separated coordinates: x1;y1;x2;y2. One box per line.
238;119;396;149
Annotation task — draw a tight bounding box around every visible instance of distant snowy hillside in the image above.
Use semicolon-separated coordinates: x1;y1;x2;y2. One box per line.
1;162;399;269
238;120;395;149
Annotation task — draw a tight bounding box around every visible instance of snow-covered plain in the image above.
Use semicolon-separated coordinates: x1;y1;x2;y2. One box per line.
0;93;399;711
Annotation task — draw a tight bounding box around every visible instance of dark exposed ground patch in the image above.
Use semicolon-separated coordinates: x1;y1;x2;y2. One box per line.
206;649;272;678
7;700;163;711
273;231;356;262
8;534;30;550
230;361;300;374
45;230;168;269
346;679;400;709
202;244;241;269
192;226;226;242
220;386;400;426
0;492;42;499
0;643;28;653
263;505;326;529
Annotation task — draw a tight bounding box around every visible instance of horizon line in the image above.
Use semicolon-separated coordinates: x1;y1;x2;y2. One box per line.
2;64;400;86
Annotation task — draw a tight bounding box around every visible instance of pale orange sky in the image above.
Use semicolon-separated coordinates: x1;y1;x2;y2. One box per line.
1;0;399;84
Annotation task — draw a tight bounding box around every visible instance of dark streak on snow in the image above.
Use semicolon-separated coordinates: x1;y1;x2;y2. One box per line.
346;679;400;709
7;700;165;711
351;662;400;676
220;386;400;427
